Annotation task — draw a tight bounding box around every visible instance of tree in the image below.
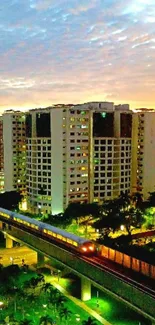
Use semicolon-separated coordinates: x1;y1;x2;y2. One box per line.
41;282;53;294
35;273;45;287
123;208;144;235
0;191;22;210
82;317;97;325
20;320;34;325
48;290;66;313
93;200;123;238
59;307;72;324
39;315;54;325
147;191;155;207
78;203;100;234
117;192;131;210
132;192;143;209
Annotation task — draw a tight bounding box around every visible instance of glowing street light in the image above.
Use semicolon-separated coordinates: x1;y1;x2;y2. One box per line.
57;270;61;282
10;257;13;265
0;301;4;309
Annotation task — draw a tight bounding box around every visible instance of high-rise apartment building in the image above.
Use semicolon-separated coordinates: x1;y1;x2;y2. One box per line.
3;111;27;196
131;109;155;200
92;103;132;203
0;116;4;193
25;102;132;214
2;103;155;213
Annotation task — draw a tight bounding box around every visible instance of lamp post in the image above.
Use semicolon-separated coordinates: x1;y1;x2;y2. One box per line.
57;270;61;282
38;204;42;217
96;290;99;308
42;304;47;315
10;257;13;265
0;302;4;321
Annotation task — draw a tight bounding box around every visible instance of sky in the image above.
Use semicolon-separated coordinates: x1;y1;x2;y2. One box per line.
0;0;155;112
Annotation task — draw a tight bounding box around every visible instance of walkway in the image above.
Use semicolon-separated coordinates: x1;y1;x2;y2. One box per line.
46;275;113;325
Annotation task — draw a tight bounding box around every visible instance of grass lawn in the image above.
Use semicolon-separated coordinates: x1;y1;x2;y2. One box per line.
86;287;151;325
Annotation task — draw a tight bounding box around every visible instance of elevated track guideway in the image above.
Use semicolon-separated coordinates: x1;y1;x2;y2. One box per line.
0;210;155;324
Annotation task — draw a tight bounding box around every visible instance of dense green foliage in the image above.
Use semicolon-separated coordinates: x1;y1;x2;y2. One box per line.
0;265;97;325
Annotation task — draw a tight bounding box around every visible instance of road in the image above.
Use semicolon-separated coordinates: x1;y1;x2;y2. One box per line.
0;245;37;266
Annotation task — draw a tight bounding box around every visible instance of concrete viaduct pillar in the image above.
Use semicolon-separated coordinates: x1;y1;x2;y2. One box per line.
6;235;13;248
37;252;44;267
81;277;91;301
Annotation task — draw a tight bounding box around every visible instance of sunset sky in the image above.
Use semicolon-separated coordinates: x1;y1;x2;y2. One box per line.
0;0;155;112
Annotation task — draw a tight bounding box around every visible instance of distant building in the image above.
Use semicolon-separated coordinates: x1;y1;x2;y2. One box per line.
131;109;155;200
3;111;26;196
0;116;4;193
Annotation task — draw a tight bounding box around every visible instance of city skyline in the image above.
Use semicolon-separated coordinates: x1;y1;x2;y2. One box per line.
0;0;155;112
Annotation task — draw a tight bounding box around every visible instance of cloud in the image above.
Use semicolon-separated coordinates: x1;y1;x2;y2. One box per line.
70;1;97;15
0;0;155;111
31;0;54;11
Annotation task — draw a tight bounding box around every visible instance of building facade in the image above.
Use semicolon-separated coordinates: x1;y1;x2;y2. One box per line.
3;111;27;196
0;116;4;193
131;110;155;200
25;102;132;214
2;103;155;213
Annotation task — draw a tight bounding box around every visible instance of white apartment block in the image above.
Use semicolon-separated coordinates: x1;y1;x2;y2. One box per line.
2;103;155;214
3;111;26;196
131;109;155;200
25;102;132;215
0;116;4;193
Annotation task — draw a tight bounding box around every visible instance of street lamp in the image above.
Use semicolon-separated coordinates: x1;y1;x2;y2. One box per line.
10;257;13;265
42;304;47;315
38;204;41;216
57;270;61;282
96;290;99;308
0;302;4;322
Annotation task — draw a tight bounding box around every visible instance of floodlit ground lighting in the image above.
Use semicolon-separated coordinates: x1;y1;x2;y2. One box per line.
86;287;150;325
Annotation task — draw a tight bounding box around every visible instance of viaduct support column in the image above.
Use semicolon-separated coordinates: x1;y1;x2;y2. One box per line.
6;236;13;248
81;277;91;301
37;252;44;267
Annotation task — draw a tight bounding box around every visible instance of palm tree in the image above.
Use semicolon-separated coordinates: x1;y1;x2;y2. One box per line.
25;292;37;305
59;307;72;324
41;282;53;294
82;316;97;325
36;274;45;286
48;290;66;313
20;319;34;325
132;192;143;209
39;315;54;325
118;192;131;210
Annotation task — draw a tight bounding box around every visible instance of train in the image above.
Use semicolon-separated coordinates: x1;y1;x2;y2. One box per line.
0;207;96;255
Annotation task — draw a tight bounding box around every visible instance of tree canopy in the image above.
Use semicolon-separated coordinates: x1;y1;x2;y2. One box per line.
92;192;145;242
0;191;22;210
